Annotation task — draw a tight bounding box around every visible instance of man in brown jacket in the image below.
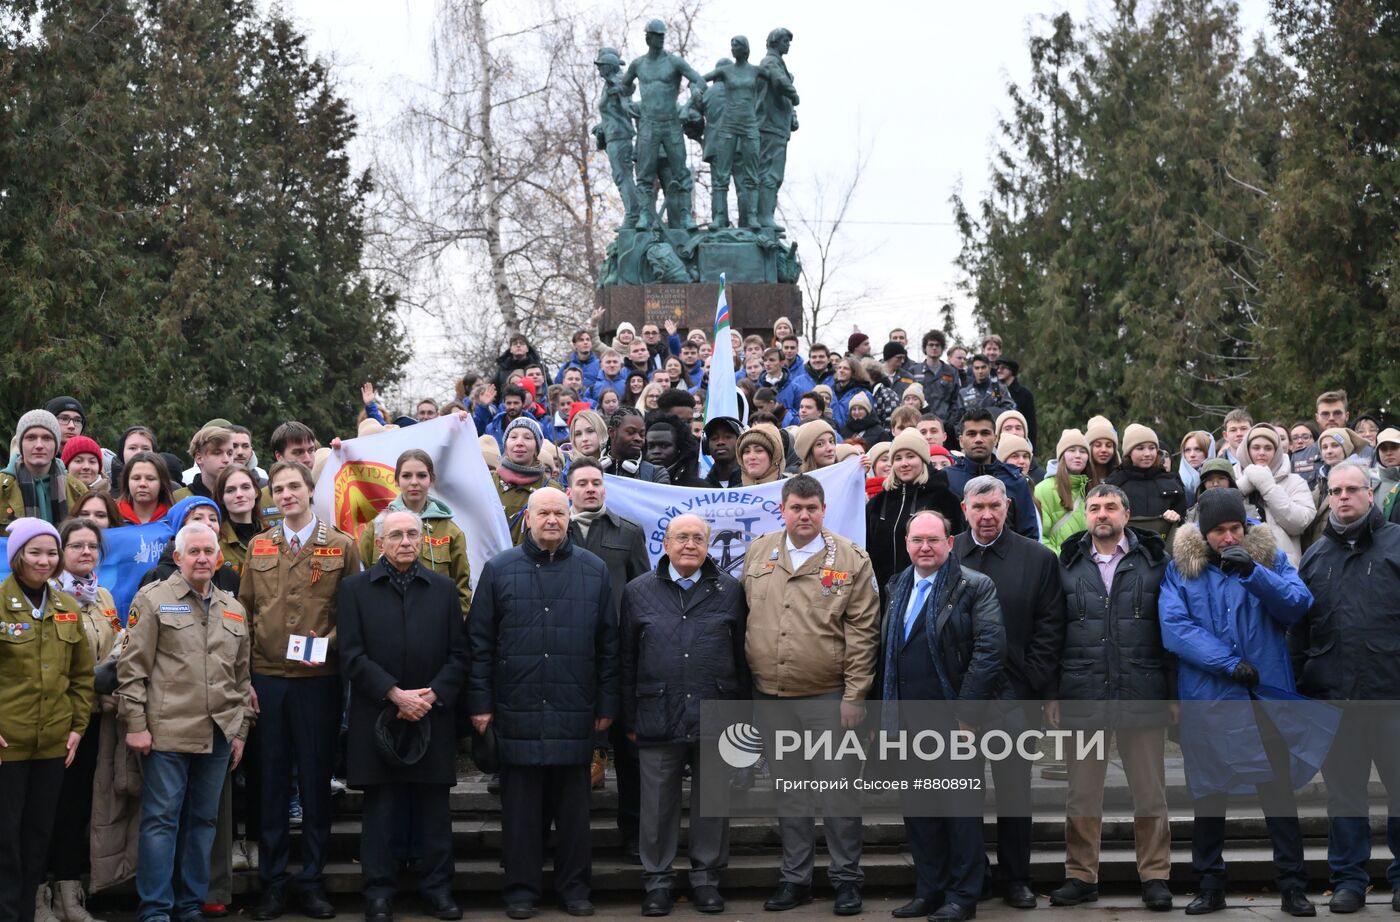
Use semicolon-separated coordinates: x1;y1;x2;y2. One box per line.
742;474;881;916
237;461;361;920
118;522;252;922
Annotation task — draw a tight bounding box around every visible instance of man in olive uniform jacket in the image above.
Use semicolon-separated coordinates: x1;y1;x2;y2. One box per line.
118;522;253;922
238;461;361;921
742;474;881;916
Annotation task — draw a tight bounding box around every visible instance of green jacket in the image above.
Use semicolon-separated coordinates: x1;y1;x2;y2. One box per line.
1034;473;1088;555
0;575;95;760
357;496;473;615
0;456;88;527
493;472;563;547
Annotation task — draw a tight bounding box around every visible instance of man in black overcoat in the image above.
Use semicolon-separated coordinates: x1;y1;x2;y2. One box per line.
338;509;470;922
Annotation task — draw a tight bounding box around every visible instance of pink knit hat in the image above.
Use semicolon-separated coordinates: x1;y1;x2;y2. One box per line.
6;517;62;570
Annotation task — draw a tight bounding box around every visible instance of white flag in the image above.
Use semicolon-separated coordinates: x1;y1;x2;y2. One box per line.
312;414;512;588
603;457;868;578
704;273;741;425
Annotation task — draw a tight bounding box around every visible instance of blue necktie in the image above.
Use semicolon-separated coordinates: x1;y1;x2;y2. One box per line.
904;578;933;641
677;577;694;590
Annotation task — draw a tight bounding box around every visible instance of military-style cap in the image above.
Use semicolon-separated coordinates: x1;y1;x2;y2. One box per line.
645;18;666;34
595;46;622;65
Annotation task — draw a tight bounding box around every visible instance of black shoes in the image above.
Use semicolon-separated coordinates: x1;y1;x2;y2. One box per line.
299;889;337;920
929;903;975;921
363;899;391;922
763;883;814;912
1142;879;1173;912
1329;888;1364;913
1002;883;1036;909
424;894;461;921
691;887;724;914
1049;879;1098;906
504;904;535;920
833;883;862;916
250;889;285;921
1281;888;1316;917
1185;889;1226;915
562;900;595;917
641;891;673;917
891;896;932;918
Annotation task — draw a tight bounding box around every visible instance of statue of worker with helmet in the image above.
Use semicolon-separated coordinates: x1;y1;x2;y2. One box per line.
592;46;641;227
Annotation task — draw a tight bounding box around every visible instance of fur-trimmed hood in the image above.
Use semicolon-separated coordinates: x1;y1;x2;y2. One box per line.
1170;521;1278;580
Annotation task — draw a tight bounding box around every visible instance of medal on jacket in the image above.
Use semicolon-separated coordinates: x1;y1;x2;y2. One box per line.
818;534;839;595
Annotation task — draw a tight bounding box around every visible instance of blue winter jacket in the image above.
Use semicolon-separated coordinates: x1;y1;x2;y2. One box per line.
554;351;601;389
1158;522;1334;797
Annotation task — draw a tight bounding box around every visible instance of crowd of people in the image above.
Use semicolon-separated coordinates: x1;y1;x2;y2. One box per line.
1;320;1399;922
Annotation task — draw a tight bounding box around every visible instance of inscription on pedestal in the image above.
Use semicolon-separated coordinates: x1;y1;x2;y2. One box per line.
644;286;689;328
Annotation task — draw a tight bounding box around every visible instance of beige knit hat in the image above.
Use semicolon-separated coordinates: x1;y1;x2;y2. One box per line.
902;382;926;408
865;441;894;469
995;410;1029;440
1085;415;1117;447
793;419;838;463
1120;423;1159;456
996;433;1034;463
889;427;932;465
848;391;874;414
1055;428;1091;460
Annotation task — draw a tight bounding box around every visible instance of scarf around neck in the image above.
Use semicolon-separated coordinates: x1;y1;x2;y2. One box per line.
498;459;546;485
571;506;606;539
381;556;420;596
61;570;100;605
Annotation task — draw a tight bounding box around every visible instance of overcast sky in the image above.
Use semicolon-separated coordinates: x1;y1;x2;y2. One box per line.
272;0;1273;397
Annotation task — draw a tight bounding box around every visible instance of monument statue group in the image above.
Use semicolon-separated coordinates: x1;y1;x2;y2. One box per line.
594;20;803;289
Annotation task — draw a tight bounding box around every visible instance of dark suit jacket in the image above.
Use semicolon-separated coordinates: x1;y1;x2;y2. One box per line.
569;509;651;618
337;562;469;787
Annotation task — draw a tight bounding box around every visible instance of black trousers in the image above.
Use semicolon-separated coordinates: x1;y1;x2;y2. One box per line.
361;784;452;902
0;758;65;922
987;751;1033;885
1191;706;1305;892
48;717;102;878
234;722;261;841
500;764;591;906
609;722;639;844
253;674;342;892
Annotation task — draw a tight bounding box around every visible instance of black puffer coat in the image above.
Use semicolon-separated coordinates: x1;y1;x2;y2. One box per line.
866;472;966;592
619;557;751;745
1294;506;1400;700
1106;461;1188;537
466;534;618;765
1056;527;1174;727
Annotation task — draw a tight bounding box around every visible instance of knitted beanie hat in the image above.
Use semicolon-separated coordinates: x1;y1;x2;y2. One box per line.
902;382;926;407
996;434;1034;463
793;419;837;462
503;416;544;451
1084;415;1117;447
60;435;102;467
890;427;933;465
1197;487;1247;536
848;392;874;414
1055;428;1091;460
6;517;62;570
14;409;61;451
995;410;1029;440
1121;423;1160;456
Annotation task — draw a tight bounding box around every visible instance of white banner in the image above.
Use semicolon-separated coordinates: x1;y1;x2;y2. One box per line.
603;457;868;579
311;414;512;588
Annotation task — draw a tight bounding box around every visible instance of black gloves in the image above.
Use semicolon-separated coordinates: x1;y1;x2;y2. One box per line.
1218;545;1256;578
1232;660;1261;689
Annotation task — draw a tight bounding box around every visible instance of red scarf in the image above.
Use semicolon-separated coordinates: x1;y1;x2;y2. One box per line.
118;498;169;525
